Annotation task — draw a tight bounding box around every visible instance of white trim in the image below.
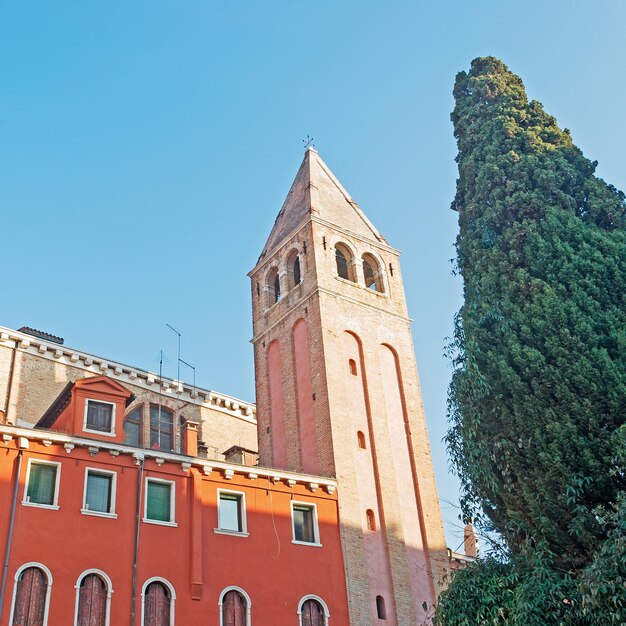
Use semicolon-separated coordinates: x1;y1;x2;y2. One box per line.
290;500;322;546
0;325;256;423
143;477;176;525
8;562;53;626
0;424;338;491
83;398;117;437
73;569;114;626
297;594;330;626
22;458;62;509
81;467;117;516
218;586;251;626
216;489;247;534
140;577;176;626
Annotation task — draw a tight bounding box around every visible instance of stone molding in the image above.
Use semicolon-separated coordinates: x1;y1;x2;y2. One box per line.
0;326;256;424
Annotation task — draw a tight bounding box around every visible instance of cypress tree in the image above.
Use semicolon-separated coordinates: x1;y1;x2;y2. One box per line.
445;55;626;579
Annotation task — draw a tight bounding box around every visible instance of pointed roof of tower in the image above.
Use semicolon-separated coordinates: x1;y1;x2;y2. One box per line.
257;149;388;264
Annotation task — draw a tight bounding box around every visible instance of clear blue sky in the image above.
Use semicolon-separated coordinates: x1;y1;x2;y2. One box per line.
2;1;625;550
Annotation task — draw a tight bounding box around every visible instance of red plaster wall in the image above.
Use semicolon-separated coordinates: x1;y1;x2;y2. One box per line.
0;439;349;626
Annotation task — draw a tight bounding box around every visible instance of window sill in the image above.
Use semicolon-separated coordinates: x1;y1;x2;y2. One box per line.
213;528;250;538
83;427;116;438
292;540;323;548
334;275;387;297
142;518;177;527
81;509;118;519
21;501;59;510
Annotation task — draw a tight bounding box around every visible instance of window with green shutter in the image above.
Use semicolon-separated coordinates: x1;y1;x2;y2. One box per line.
146;480;173;523
84;471;114;513
26;462;59;506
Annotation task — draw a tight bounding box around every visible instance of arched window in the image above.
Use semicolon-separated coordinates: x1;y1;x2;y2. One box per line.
220;587;251;626
150;405;174;452
301;598;325;626
357;431;366;449
124;405;143;447
143;580;173;626
287;250;302;289
76;572;110;626
267;267;281;305
298;595;330;626
366;509;376;531
10;564;51;626
335;243;355;282
362;254;384;292
376;595;387;620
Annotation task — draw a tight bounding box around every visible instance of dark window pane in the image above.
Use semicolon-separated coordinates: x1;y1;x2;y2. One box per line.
85;472;112;513
150;406;174;452
219;493;242;531
293;505;315;543
293;256;301;285
336;249;349;279
147;481;172;522
27;463;57;505
86;401;114;433
363;259;376;290
124;407;142;446
273;273;281;302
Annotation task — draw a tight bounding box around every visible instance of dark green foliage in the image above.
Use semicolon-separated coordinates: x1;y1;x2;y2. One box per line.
439;57;626;623
435;556;581;626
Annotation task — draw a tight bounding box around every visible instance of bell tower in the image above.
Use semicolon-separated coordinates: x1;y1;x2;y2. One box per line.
249;149;449;625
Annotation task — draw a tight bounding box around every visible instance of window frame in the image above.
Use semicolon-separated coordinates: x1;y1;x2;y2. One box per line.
83;398;117;437
81;468;118;518
22;459;62;510
290;500;322;547
141;577;176;626
143;477;177;527
8;562;54;626
297;595;330;626
123;405;144;447
218;586;252;626
73;569;113;626
215;489;249;537
149;404;175;453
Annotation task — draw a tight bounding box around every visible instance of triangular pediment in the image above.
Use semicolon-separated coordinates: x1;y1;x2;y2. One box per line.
74;375;133;399
257;149;387;264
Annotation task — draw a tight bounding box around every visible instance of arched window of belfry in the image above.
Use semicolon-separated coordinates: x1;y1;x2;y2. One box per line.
335;243;355;282
362;254;384;292
267;267;281;306
286;250;302;289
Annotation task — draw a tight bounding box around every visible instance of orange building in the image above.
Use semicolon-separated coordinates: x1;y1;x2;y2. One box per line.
0;150;454;625
0;376;349;625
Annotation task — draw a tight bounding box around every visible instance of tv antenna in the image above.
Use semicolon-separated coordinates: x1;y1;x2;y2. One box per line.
166;323;181;382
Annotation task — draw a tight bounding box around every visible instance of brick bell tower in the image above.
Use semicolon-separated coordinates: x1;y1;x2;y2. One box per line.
249;149;449;625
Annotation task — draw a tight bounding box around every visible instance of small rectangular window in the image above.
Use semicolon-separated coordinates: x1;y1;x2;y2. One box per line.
218;491;246;533
84;399;115;434
145;479;175;525
83;469;116;515
24;460;60;508
292;502;320;545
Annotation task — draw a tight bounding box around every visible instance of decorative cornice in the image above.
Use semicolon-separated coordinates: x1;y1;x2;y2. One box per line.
0;326;256;424
0;424;337;492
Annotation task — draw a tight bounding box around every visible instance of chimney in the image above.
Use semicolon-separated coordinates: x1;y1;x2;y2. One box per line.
223;445;259;467
183;421;199;457
464;523;478;558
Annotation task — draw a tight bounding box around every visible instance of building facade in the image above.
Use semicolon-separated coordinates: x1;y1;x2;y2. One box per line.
0;150;450;625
